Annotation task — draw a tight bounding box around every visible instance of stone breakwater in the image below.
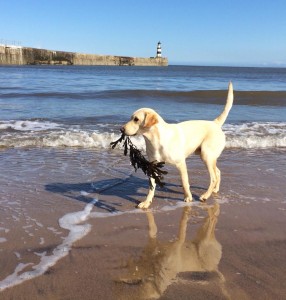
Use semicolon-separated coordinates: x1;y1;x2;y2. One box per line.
0;45;168;66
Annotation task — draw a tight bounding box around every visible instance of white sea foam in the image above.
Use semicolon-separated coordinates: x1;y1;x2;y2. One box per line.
160;201;196;212
0;121;285;149
224;122;286;149
41;131;146;149
0;227;9;233
0;194;143;292
0;120;62;131
14;252;21;260
0;198;97;292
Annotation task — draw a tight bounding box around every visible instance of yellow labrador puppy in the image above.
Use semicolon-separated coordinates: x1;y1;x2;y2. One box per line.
121;83;233;209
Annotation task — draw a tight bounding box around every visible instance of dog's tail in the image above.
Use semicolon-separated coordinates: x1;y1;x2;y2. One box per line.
214;82;233;127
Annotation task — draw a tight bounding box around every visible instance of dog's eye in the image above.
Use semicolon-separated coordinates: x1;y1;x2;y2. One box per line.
134;117;139;122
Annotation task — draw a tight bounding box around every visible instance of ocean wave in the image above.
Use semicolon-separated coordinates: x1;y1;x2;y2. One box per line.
1;89;286;106
223;122;286;148
0;119;62;131
0;130;121;149
0;121;285;150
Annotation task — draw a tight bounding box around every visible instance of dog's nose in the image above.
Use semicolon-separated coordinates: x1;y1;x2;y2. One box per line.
120;126;125;133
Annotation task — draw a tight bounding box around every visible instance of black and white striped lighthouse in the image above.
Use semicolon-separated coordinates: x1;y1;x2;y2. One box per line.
156;41;162;58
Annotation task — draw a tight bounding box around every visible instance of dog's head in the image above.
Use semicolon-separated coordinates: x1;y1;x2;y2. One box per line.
121;108;159;136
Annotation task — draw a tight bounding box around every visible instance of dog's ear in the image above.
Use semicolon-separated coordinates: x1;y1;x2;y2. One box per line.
143;112;158;128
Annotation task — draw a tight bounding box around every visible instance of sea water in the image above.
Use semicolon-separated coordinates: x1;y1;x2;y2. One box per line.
0;65;285;150
0;65;285;291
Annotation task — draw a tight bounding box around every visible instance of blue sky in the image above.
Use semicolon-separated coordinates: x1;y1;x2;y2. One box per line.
1;0;285;67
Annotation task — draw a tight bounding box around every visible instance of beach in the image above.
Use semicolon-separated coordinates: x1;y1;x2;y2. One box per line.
0;65;286;299
0;148;285;299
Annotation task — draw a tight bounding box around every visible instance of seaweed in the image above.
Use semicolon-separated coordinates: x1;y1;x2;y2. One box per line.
110;133;167;189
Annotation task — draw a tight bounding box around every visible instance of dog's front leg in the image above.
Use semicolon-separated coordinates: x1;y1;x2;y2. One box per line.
176;161;192;202
138;177;156;209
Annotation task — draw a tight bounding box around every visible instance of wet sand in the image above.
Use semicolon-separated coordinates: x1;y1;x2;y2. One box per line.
0;148;286;299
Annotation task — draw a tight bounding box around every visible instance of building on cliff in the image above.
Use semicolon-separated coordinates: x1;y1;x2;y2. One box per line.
0;42;168;66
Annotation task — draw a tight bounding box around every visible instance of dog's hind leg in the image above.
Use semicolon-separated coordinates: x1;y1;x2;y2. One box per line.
213;167;221;193
200;158;218;201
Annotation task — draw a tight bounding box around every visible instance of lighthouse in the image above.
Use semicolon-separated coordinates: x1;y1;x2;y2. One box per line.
156;41;162;58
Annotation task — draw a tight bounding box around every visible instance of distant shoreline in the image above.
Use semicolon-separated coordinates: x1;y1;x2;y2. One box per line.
0;45;168;67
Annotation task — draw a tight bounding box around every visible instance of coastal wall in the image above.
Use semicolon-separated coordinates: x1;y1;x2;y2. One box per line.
0;45;24;65
0;45;168;66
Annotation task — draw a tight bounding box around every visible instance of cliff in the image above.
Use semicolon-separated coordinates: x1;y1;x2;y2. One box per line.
0;45;168;66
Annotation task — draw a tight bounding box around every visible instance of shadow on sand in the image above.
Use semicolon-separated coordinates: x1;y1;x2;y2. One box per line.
45;174;206;212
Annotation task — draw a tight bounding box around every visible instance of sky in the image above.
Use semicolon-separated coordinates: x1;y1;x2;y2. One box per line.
1;0;285;67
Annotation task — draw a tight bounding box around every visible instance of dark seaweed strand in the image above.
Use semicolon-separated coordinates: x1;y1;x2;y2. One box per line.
110;133;126;149
110;133;168;189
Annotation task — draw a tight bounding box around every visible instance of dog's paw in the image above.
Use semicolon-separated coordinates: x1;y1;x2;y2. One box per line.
137;201;151;209
213;187;219;193
184;196;193;203
199;193;209;202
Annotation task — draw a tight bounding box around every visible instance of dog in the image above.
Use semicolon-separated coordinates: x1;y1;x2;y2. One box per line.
116;204;229;299
121;83;233;209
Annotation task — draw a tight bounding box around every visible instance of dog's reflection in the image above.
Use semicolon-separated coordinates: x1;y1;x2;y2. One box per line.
116;203;228;299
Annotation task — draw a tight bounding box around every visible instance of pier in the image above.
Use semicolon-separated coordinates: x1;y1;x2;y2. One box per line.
0;44;168;66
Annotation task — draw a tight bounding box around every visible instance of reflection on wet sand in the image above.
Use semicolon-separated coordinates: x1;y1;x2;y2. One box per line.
116;203;229;299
